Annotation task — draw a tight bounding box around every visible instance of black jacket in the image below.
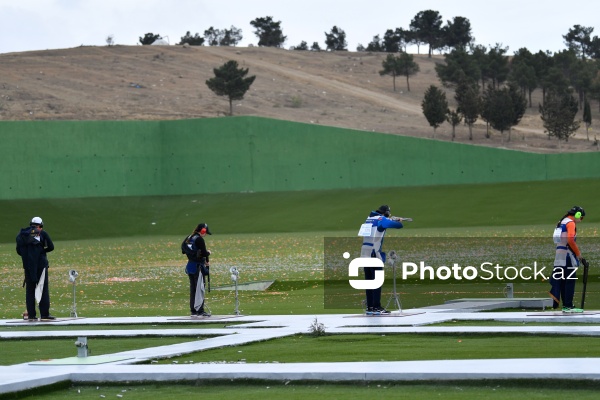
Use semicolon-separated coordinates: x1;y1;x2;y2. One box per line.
16;227;54;282
186;233;210;264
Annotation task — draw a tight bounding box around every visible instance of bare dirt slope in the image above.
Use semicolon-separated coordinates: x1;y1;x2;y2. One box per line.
0;45;597;153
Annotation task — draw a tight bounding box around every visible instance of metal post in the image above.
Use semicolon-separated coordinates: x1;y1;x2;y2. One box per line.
504;283;514;299
234;278;240;315
230;267;240;315
69;270;79;318
385;250;402;312
70;282;78;318
75;336;88;357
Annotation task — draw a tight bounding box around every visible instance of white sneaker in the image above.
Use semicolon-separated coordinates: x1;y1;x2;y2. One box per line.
562;307;584;313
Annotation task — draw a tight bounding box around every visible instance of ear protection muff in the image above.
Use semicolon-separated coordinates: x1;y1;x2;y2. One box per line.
377;205;391;217
200;227;207;235
568;206;585;220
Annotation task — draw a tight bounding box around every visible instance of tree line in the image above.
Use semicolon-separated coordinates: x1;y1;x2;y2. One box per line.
136;11;600;61
138;11;598;142
136;11;475;54
421;34;599;143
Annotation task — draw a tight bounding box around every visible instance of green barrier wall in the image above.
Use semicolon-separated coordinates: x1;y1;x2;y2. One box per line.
1;116;599;200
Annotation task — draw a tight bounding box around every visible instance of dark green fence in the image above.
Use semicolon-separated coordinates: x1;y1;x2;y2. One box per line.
1;116;599;200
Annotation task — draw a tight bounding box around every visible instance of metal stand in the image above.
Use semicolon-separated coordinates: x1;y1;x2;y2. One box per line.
504;283;514;299
234;279;240;316
69;270;79;318
385;250;402;312
230;267;241;315
70;283;78;318
75;336;88;357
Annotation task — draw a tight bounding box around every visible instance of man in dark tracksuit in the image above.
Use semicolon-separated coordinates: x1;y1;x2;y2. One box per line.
16;217;55;321
183;222;212;317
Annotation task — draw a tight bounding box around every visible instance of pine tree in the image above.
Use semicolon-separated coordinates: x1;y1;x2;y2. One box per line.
250;16;286;47
422;85;448;137
397;53;420;92
324;26;347;51
445;109;462;141
539;90;580;143
380;54;401;92
206;60;256;115
455;81;481;140
583;98;592;140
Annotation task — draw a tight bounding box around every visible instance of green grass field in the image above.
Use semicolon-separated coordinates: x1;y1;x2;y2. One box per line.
1;178;598;242
2;227;599;319
153;333;600;364
18;380;600;400
20;380;600;400
1;179;599;399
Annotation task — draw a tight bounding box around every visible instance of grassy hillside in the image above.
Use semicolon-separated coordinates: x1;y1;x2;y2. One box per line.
0;45;597;153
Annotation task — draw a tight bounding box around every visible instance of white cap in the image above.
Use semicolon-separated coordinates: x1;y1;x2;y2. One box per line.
31;217;43;225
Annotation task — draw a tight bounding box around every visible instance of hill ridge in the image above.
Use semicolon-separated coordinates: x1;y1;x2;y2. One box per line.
0;45;597;154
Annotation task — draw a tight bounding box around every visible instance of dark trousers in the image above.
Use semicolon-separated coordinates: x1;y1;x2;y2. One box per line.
188;271;200;314
364;266;383;308
25;267;50;318
549;257;577;308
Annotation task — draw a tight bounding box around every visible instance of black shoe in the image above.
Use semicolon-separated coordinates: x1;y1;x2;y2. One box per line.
192;309;210;317
373;307;390;315
41;315;56;320
27;317;38;322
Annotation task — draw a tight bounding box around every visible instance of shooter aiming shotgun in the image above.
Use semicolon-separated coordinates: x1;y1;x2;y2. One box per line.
391;216;413;223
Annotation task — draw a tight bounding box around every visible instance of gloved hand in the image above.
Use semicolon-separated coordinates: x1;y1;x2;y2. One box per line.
581;258;589;268
200;264;209;276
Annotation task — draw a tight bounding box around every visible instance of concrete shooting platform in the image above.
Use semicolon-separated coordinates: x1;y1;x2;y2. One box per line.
2;300;600;395
213;280;275;291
